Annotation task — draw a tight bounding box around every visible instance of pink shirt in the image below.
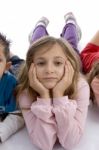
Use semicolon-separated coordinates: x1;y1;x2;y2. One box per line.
18;77;90;150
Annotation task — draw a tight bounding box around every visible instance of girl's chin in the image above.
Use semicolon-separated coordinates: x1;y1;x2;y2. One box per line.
43;83;56;89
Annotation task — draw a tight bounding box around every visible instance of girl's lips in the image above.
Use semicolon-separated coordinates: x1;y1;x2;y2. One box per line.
43;77;57;79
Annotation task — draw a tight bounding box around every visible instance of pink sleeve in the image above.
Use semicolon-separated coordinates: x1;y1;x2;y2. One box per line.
52;78;90;150
18;91;57;150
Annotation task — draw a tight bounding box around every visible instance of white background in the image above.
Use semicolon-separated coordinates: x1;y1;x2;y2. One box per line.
0;0;99;59
0;1;99;149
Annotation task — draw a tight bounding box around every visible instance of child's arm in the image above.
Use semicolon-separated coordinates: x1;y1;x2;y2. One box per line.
3;72;17;113
4;94;17;113
52;78;90;150
19;90;57;150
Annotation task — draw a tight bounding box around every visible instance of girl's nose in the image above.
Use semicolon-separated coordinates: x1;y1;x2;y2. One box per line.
45;63;54;73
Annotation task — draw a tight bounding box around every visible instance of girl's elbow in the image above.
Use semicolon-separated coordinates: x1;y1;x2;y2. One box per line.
59;131;83;150
30;134;54;150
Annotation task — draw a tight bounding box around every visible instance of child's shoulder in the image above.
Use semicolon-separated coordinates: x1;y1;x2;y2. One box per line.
3;71;17;85
18;89;33;107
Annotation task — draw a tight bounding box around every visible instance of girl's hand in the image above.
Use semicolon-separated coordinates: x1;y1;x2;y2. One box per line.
28;63;50;99
53;61;74;98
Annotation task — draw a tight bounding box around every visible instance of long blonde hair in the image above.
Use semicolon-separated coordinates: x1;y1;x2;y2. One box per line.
87;60;99;102
16;36;81;101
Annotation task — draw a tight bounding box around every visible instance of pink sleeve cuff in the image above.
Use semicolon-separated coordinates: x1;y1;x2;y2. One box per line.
36;97;52;106
53;96;69;106
30;98;53;120
53;96;77;108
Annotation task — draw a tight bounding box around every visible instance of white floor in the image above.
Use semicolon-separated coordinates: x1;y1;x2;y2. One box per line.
0;104;99;150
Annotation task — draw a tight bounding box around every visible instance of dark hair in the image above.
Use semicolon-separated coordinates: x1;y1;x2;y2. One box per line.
0;33;10;61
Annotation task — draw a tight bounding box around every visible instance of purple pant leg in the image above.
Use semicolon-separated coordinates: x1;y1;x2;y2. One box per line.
61;23;79;53
31;25;49;42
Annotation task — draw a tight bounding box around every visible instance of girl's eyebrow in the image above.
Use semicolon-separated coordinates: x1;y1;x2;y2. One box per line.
54;56;66;61
54;56;65;59
35;56;66;61
35;57;45;60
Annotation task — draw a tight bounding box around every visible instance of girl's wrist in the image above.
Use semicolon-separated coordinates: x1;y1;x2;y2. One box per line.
40;95;50;99
40;92;50;99
53;92;63;98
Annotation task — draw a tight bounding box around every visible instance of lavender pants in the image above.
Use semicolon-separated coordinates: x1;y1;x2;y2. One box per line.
31;23;79;53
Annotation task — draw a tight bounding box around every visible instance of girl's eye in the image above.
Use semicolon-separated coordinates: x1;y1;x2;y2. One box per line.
36;62;45;66
54;61;63;66
0;58;3;62
96;74;99;79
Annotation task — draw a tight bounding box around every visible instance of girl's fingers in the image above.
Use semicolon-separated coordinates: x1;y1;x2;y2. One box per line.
32;64;36;80
28;63;37;85
67;61;74;76
28;63;34;78
64;61;74;83
64;61;69;80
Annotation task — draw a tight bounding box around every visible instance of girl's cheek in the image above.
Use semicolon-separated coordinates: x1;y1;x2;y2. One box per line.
60;65;65;77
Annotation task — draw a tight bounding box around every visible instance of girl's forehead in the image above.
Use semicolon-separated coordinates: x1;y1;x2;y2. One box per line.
34;43;66;58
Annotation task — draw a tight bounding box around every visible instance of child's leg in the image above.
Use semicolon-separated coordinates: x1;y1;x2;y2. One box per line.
61;24;78;52
89;31;99;46
61;12;81;54
0;114;24;142
28;17;49;43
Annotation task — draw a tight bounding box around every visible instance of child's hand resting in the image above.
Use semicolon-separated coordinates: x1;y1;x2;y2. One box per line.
28;63;50;99
53;61;74;98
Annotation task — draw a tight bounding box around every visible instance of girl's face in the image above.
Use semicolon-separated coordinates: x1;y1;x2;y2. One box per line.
91;76;99;94
33;43;67;89
91;76;99;105
0;46;7;78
